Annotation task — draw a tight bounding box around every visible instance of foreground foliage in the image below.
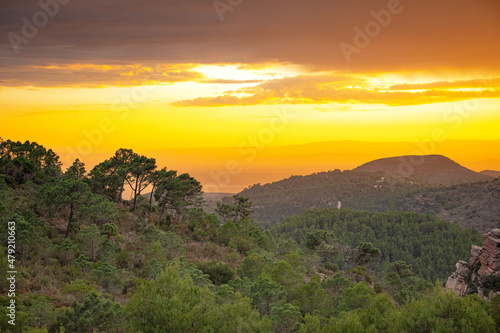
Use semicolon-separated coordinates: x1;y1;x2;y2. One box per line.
0;138;498;332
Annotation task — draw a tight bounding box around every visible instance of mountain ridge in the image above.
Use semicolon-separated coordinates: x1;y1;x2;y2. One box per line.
353;154;492;186
481;170;500;178
237;155;500;231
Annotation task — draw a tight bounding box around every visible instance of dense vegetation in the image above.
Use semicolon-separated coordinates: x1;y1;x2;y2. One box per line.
238;169;500;231
1;138;499;332
270;209;483;282
404;180;500;232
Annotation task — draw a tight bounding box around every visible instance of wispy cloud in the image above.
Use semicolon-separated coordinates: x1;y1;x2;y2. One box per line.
200;79;264;84
0;63;205;87
389;78;500;90
172;74;500;107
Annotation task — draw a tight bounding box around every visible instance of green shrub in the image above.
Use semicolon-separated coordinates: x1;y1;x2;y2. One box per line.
196;261;235;285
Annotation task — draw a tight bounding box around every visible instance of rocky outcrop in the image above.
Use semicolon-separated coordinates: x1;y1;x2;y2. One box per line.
470;245;482;263
446;229;500;300
445;261;469;297
477;229;500;276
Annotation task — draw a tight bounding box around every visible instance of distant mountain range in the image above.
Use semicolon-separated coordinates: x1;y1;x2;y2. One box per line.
480;170;500;178
353;155;493;186
235;155;500;232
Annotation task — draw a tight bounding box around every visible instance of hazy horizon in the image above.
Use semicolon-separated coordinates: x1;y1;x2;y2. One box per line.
47;139;500;193
2;0;500;192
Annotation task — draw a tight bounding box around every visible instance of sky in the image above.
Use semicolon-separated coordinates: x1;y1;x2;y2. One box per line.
1;0;500;193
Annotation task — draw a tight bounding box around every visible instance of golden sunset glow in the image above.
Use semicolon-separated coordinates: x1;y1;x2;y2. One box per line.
1;0;500;192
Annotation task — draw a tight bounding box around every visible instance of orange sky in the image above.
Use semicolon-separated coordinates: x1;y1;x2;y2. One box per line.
1;0;500;192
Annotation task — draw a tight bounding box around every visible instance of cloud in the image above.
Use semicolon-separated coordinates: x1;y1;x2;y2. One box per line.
389;78;500;90
172;74;500;107
200;79;264;84
1;0;499;78
0;63;205;87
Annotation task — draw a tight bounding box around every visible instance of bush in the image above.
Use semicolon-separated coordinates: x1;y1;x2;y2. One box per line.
230;235;257;254
196;261;235;285
60;291;125;332
325;262;339;272
481;275;500;293
102;222;119;237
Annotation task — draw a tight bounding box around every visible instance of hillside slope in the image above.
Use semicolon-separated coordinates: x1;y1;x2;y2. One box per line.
239;170;421;227
271;208;483;281
404;179;500;232
239;157;500;231
481;170;500;178
353;155;492;186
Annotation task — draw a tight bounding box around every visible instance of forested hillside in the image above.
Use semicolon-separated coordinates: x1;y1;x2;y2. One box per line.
239;170;418;227
1;139;499;332
270;209;482;282
239;169;500;231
